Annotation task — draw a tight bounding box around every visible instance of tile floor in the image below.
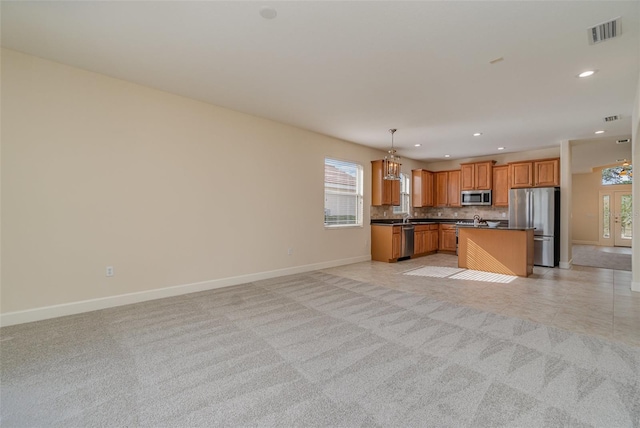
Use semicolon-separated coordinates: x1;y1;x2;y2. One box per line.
322;253;640;347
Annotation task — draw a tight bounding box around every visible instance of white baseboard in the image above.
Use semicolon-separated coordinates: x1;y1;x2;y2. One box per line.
0;255;371;327
559;259;573;269
632;281;640;293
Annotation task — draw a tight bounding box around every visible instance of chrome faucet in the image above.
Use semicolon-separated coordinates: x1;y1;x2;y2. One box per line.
403;213;412;223
473;214;482;227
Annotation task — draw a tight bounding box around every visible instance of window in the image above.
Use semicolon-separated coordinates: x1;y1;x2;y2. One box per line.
324;158;363;227
602;166;632;185
393;173;410;214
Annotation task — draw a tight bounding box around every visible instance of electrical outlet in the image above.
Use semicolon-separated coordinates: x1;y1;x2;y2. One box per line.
502;212;507;218
438;212;442;217
414;212;417;217
106;266;114;277
287;247;293;256
454;212;458;217
383;212;387;217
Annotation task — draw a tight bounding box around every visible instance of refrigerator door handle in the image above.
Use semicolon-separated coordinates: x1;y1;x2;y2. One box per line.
534;237;551;241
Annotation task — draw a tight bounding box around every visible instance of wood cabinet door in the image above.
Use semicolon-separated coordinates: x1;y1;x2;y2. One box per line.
371;160;386;206
392;228;401;259
382;179;391;205
435;172;448;207
443;230;457;251
448;170;461;207
475;161;493;190
534;159;559;187
492;165;509;207
390;179;401;206
460;164;475;190
423;171;434;207
411;169;434;208
509;162;533;188
414;230;423;254
427;230;439;252
411;170;424;207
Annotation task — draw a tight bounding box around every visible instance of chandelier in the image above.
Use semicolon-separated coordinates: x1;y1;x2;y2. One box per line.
383;129;402;180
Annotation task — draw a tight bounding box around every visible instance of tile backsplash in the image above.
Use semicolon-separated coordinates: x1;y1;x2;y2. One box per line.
371;205;508;221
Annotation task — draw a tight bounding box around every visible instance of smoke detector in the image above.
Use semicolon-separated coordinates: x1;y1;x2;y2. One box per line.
588;17;621;45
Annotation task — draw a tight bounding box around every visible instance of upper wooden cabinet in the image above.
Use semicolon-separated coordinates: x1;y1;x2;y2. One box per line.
447;170;461;207
492;165;509;207
435;170;461;207
411;169;434;208
371;160;400;206
509;162;533;188
534;158;560;187
460;161;495;190
508;158;559;188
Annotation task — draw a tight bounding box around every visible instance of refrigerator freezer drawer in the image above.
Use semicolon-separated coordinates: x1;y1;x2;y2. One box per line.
534;236;555;267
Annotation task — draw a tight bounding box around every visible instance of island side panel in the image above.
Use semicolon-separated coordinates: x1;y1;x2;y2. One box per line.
458;228;533;277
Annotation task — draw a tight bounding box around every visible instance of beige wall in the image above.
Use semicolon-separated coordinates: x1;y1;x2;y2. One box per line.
572;167;631;244
0;49;427;317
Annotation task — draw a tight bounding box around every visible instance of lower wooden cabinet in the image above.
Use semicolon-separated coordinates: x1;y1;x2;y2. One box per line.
414;224;439;256
439;224;457;253
371;225;402;262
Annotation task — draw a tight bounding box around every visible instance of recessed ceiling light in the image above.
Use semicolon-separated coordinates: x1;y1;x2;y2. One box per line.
444;154;451;158
595;130;605;134
259;6;277;19
473;133;482;137
578;70;596;78
414;144;422;147
498;147;505;151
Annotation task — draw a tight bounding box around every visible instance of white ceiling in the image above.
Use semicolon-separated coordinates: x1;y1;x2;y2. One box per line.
2;1;638;167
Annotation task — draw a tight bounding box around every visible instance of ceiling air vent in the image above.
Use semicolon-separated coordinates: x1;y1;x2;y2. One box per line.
588;17;621;45
617;139;630;144
603;115;621;122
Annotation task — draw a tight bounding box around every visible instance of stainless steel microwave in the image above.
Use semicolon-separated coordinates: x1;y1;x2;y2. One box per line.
461;190;492;206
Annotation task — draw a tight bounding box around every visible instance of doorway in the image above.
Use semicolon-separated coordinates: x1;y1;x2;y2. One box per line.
600;190;633;248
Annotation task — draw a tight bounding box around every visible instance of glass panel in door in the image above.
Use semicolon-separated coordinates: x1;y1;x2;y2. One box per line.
602;194;610;239
614;191;632;247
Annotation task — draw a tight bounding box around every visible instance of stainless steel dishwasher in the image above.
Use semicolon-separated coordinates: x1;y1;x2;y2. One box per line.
400;224;415;259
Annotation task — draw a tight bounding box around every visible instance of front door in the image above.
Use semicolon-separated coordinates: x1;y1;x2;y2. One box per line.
613;191;632;247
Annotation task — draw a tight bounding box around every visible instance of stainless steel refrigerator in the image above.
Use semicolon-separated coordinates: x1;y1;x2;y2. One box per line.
509;187;560;267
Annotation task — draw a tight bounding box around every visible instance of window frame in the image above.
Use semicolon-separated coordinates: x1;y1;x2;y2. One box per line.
323;157;364;228
393;172;410;215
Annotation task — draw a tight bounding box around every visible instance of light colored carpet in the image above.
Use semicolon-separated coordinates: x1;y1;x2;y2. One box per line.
573;245;632;271
2;271;639;427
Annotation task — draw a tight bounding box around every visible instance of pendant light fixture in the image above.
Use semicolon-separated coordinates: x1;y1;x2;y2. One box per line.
384;129;402;180
618;160;633;177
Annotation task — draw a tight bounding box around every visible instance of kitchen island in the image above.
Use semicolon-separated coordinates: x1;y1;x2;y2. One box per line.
457;226;535;277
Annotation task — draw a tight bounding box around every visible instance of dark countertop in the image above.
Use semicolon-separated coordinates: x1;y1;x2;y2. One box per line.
457;225;535;231
371;218;508;226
